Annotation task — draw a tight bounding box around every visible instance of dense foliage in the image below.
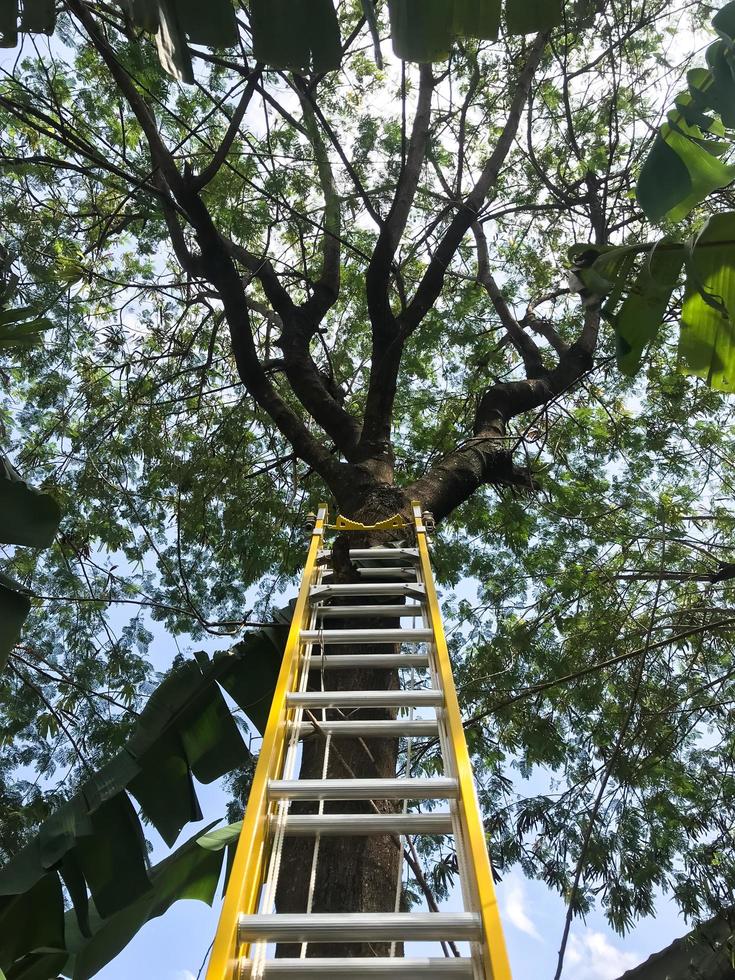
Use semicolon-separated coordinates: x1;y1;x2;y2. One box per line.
2;0;735;975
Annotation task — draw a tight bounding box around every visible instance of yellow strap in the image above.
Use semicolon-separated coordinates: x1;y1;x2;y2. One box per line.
330;513;408;532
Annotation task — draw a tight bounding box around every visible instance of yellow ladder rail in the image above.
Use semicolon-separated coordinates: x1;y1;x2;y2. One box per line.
206;504;328;980
412;501;512;980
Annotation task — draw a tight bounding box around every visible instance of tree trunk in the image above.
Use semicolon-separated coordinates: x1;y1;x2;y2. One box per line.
276;491;413;957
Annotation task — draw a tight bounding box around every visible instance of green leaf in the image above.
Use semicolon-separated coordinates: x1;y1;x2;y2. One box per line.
128;730;202;846
154;0;194;84
75;796;151;918
505;0;562;35
0;872;64;969
713;0;735;41
0;634;281;971
0;315;53;342
0;574;31;672
118;0;160;33
0;456;61;548
452;0;501;40
615;244;684;376
178;681;250;783
250;0;342;73
196;819;242;851
705;40;735;129
19;0;56;33
7;953;67;980
679;211;735;391
0;305;50;326
637;136;692;222
637;123;735;223
59;852;91;939
66;821;223;980
39;799;92;870
216;625;286;734
173;0;237;47
388;0;452;62
0;0;18;47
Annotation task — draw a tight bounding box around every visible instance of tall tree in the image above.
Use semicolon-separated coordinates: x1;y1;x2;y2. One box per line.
3;0;735;974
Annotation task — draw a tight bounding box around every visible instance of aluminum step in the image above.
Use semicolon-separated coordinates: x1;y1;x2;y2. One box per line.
272;813;453;836
315;604;424;619
267;777;458;800
296;719;439;737
237;958;474;977
323;547;419;560
286;690;442;709
322;567;418;581
239;912;481;943
311;583;425;599
305;653;429;670
301;628;432;645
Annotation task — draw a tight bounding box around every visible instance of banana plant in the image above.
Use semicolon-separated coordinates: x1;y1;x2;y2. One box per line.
0;620;289;980
568;213;735;392
4;0;568;82
0;256;61;669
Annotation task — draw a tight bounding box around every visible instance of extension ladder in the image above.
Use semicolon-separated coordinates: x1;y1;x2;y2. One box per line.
207;502;511;980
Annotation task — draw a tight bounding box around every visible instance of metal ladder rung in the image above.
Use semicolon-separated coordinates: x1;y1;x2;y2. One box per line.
305;653;429;670
272;813;453;836
311;583;426;598
236;958;474;977
238;912;481;943
267;777;458;800
322;567;417;581
322;547;419;560
296;719;438;737
316;604;425;618
286;690;442;709
301;628;432;644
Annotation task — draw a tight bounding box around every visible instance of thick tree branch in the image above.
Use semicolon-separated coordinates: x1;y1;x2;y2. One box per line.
356;65;436;462
472;221;546;378
365;64;435;338
192;65;262;191
294;77;341;320
410;310;599;519
401;33;549;336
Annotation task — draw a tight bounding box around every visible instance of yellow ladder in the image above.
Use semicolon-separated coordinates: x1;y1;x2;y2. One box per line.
206;502;511;980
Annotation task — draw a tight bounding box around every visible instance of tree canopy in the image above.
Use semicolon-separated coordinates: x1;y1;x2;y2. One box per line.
3;1;735;977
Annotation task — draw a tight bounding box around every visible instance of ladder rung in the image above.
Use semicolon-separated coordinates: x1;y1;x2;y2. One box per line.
322;547;419;560
306;653;429;670
268;777;458;800
236;958;474;977
316;604;425;618
301;628;432;644
273;813;453;836
311;583;426;598
296;719;439;737
238;912;481;943
322;567;417;581
287;690;442;709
